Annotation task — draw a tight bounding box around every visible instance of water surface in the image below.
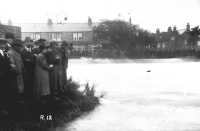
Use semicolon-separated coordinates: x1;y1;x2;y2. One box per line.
59;58;200;131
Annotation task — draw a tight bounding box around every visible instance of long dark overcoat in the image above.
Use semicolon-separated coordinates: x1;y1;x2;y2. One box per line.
0;51;10;107
60;46;69;89
20;47;35;94
7;48;25;93
33;53;51;96
47;47;63;93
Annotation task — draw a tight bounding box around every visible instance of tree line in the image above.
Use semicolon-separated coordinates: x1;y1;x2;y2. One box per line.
93;19;200;58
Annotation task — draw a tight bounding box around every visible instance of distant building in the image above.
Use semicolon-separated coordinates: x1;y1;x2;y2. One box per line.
152;23;200;50
13;17;108;52
0;23;21;39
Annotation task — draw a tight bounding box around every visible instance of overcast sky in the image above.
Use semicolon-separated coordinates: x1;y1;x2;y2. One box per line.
0;0;199;33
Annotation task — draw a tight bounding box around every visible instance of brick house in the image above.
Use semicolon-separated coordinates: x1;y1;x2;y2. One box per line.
13;19;106;52
0;23;21;39
152;23;200;51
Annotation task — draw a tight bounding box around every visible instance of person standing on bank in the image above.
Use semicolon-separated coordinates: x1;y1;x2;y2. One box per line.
33;45;53;103
47;41;63;100
61;41;69;89
0;38;11;114
7;38;26;105
20;37;35;103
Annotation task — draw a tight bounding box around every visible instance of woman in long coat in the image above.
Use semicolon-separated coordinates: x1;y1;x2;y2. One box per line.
33;45;53;102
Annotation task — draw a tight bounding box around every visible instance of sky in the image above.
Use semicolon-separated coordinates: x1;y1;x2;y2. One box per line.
0;0;199;33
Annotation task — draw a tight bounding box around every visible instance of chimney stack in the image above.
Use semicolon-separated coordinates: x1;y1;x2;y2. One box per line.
168;27;172;32
186;23;190;31
156;29;160;34
173;26;177;31
88;16;92;26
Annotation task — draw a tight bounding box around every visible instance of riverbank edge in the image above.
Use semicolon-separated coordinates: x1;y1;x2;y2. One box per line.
0;77;100;131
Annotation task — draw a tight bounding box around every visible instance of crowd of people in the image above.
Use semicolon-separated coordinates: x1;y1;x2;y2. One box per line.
0;33;71;115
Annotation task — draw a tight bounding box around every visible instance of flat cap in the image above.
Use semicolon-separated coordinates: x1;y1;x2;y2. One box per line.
0;38;8;44
49;40;58;46
11;39;23;46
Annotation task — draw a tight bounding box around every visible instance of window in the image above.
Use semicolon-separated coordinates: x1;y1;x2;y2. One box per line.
73;33;78;41
73;33;83;41
31;34;35;40
35;34;40;40
52;33;61;41
171;36;175;40
52;33;57;40
78;33;82;40
57;34;61;41
31;34;40;40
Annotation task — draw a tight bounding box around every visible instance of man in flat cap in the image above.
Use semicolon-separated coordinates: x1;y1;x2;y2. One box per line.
47;40;63;100
38;38;47;45
7;38;26;107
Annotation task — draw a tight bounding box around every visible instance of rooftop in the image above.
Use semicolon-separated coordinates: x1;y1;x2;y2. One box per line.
12;22;99;33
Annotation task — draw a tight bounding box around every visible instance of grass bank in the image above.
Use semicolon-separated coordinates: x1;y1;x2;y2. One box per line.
0;77;100;131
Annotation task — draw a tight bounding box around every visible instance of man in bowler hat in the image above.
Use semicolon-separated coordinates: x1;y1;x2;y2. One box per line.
20;37;35;103
0;38;11;114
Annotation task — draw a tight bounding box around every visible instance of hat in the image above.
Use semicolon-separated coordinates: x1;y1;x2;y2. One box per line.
34;41;40;45
0;38;8;44
5;33;15;39
49;40;58;46
24;37;31;43
11;39;22;46
38;38;46;43
62;41;68;46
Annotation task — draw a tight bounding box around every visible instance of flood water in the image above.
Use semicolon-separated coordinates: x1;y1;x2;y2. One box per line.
58;58;200;131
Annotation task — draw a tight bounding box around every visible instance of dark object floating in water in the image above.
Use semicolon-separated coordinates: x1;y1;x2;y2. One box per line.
147;70;151;72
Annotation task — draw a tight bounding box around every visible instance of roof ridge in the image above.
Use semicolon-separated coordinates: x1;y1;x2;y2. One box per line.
13;22;99;24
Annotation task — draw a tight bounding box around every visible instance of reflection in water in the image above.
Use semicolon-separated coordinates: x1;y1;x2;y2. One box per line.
59;58;200;131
